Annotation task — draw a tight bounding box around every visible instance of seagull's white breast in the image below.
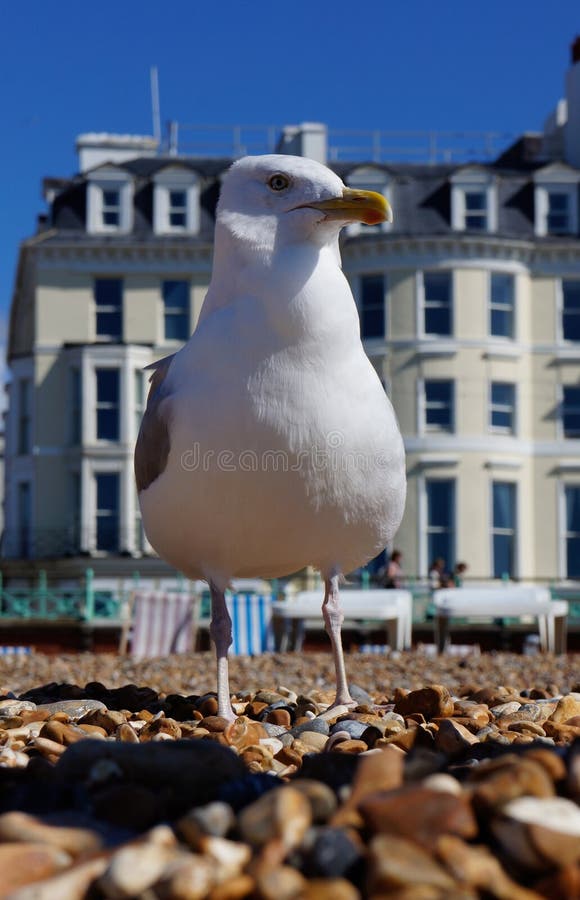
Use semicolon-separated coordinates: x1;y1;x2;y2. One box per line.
139;248;406;587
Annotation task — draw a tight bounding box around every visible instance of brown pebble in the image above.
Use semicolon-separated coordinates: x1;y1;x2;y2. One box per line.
208;873;255;900
368;833;456;893
469;756;555;811
224;718;268;750
302;878;361;900
330;739;368;754
204;715;235;733
0;811;102;857
255;864;307;900
265;709;292;728
360;785;477;850
238;786;311;850
0;843;72;895
140;716;182;741
199;697;219;717
331;745;403;828
394;685;454;720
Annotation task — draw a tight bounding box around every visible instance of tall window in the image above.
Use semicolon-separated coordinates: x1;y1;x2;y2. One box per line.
424;380;454;432
101;189;121;227
70;472;81;552
562;280;580;341
95;279;123;340
490;273;515;338
168;190;187;228
360;274;385;339
17;379;31;455
562;386;580;438
490;382;515;434
547;192;570;234
95;473;120;552
423;271;452;336
163;280;190;341
464;191;487;230
426;479;455;571
565;486;580;578
96;369;120;441
70;368;82;445
135;370;146;438
492;481;517;578
17;482;31;559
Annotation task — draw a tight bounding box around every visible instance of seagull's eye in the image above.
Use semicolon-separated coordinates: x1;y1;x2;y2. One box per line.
268;173;290;192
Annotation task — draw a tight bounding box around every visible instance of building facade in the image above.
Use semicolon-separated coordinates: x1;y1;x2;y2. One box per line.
4;45;580;582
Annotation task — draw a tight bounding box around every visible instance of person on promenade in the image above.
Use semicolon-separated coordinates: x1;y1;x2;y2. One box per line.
428;557;446;591
379;549;403;589
454;561;468;587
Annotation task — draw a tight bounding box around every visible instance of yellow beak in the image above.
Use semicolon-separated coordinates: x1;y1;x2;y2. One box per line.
305;187;392;226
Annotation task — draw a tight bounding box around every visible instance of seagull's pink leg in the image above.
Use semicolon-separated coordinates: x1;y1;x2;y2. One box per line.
209;584;236;722
322;575;355;708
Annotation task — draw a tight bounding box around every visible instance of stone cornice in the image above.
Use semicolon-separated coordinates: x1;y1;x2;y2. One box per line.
342;234;580;268
32;241;214;266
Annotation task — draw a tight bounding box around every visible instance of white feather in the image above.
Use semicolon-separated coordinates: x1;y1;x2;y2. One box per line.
138;155;406;590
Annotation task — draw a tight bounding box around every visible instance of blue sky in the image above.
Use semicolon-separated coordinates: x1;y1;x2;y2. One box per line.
1;0;579;323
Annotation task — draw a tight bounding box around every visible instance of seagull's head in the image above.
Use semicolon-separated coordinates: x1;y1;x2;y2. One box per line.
216;154;392;257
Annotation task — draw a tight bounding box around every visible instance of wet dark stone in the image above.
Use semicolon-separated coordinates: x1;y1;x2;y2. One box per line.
217;772;282;812
299;751;361;792
55;739;245;813
300;826;363;879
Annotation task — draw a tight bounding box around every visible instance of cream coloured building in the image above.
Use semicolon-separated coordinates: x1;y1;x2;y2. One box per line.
4;43;580;583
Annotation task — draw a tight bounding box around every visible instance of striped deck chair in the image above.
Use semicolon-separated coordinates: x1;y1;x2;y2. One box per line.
121;592;196;659
226;592;274;656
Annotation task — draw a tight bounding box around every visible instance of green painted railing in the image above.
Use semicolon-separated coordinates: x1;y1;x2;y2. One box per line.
0;570;125;622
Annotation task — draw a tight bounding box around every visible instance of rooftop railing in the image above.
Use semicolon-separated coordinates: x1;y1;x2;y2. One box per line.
163;122;515;164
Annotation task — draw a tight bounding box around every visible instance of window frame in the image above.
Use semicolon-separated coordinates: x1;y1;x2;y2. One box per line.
94;471;121;553
561;384;580;439
153;167;200;235
17;378;31;456
359;272;386;340
424;477;456;575
488;271;516;340
533;169;580;238
422;379;455;434
94;278;123;342
421;270;453;338
86;167;134;234
95;367;121;442
561;483;580;579
162;280;191;342
450;170;497;233
560;279;580;343
490;480;518;579
489;381;516;435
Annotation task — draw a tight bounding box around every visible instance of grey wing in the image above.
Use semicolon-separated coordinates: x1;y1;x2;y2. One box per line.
134;354;175;492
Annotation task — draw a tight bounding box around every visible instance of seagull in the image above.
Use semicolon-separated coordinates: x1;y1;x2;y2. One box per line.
135;155;406;721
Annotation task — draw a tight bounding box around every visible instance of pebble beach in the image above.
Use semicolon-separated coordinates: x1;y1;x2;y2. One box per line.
0;650;578;898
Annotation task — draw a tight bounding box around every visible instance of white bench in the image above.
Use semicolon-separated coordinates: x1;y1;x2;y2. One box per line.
272;589;412;652
432;587;569;654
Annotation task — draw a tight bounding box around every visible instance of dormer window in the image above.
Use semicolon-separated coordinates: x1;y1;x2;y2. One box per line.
451;168;496;233
547;191;571;233
153;167;199;235
168;190;187;228
102;189;121;227
534;164;580;237
86;165;133;234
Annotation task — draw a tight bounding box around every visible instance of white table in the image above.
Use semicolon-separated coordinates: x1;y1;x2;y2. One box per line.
432;587;569;654
272;589;412;652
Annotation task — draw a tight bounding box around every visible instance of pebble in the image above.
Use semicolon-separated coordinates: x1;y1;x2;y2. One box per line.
0;651;578;896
